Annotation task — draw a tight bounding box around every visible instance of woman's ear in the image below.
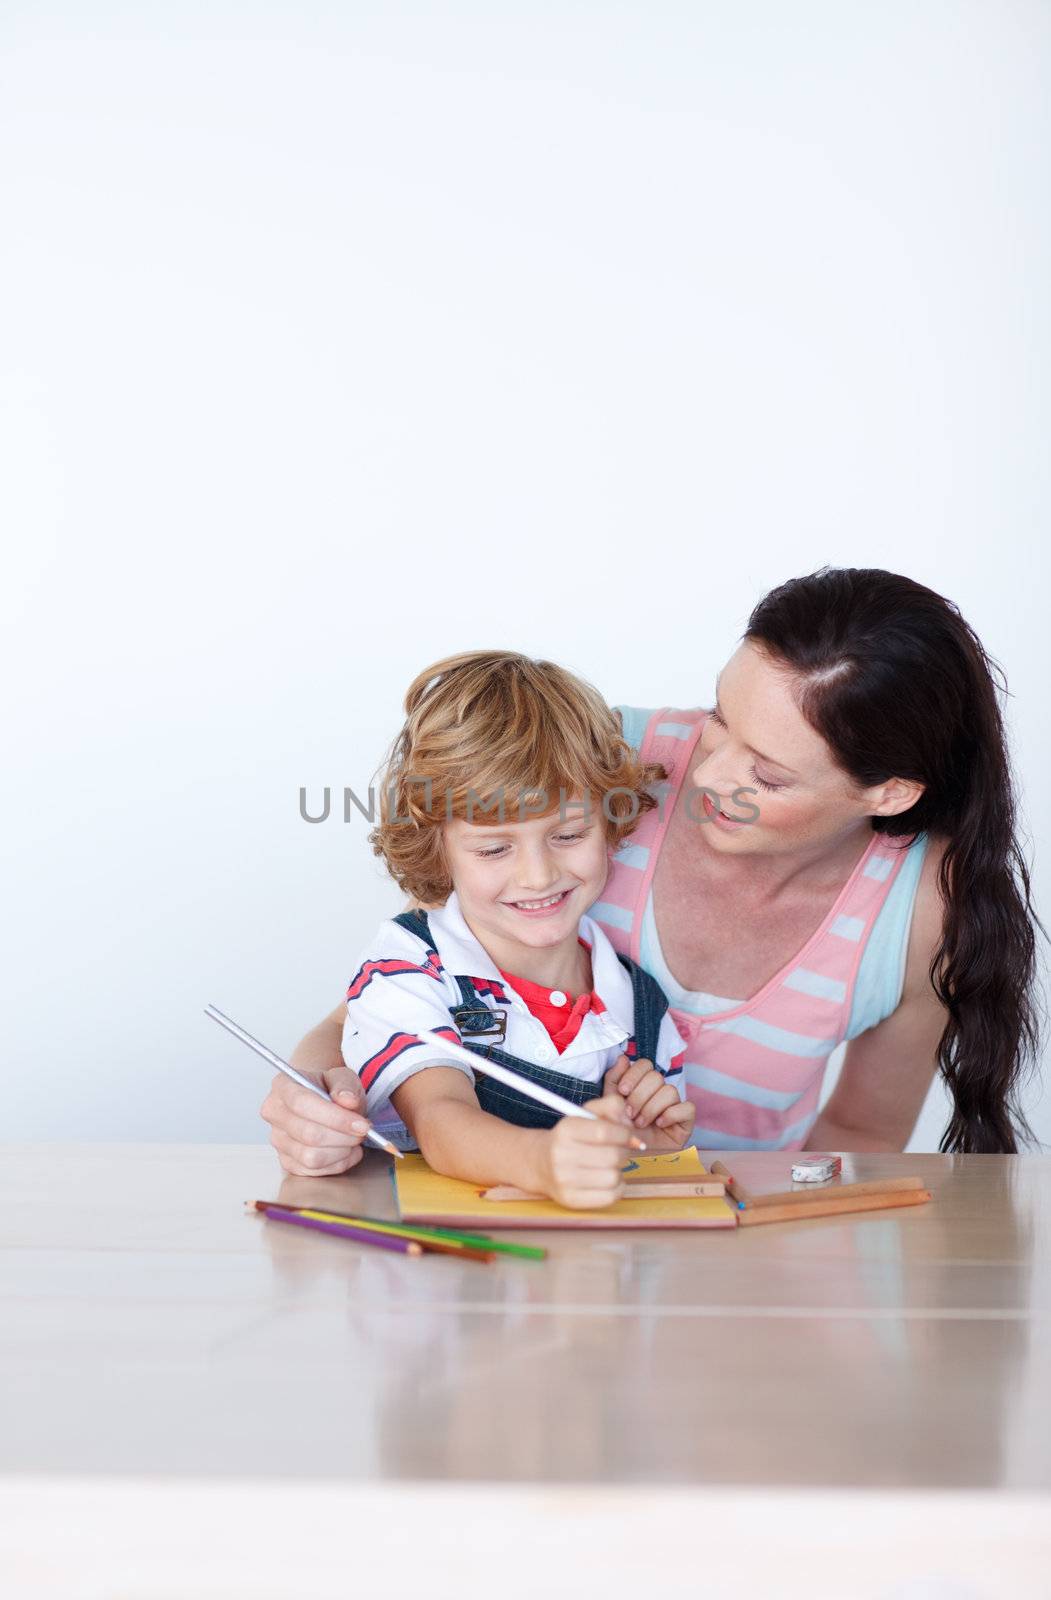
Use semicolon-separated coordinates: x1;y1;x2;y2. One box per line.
870;777;925;818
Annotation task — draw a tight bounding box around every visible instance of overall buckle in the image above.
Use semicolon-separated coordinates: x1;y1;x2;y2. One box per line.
452;1005;507;1047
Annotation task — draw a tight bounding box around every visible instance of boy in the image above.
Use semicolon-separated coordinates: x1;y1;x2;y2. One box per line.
341;650;694;1208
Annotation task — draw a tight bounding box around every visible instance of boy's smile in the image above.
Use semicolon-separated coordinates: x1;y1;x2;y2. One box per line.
442;803;610;991
503;886;575;917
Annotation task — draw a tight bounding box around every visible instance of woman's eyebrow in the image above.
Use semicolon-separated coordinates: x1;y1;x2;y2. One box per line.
713;677;799;776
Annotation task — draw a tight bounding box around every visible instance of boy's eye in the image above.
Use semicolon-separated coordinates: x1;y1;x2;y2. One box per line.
474;829;587;858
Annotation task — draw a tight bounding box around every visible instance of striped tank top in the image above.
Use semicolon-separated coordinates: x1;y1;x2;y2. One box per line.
590;706;927;1151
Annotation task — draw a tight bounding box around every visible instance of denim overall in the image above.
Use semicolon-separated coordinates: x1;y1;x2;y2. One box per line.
393;910;670;1130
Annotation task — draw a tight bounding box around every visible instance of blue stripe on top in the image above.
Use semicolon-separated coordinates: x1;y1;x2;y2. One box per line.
847;833;928;1038
684;1063;807;1111
590;900;634;933
612;842;650;871
703;1012;836;1059
783;967;848;1005
614;704;656;753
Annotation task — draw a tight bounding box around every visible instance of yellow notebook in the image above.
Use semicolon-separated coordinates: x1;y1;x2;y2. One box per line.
394;1146;738;1230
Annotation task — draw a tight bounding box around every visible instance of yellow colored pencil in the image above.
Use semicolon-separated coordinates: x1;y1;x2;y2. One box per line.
252;1203;494;1261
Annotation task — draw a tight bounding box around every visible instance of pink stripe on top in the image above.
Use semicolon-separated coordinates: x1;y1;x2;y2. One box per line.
590;708;918;1150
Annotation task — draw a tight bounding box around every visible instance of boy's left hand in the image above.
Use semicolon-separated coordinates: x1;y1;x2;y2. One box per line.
604;1054;696;1151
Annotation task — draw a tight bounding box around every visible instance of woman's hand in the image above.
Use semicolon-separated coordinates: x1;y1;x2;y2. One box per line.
604;1054;696;1151
260;1005;371;1175
535;1092;635;1209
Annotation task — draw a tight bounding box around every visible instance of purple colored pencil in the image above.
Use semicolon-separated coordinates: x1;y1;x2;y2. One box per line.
261;1205;422;1256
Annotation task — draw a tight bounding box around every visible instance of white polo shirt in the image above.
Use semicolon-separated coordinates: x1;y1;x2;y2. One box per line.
341;891;685;1142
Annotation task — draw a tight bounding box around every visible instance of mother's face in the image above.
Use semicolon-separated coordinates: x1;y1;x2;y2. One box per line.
688;642;919;857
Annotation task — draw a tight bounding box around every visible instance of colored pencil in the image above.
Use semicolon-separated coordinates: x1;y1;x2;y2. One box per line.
255;1203;540;1254
625;1172;726;1188
709;1159;754;1206
480;1179;727;1201
622;1180;727;1198
251;1202;496;1262
260;1205;422;1253
292;1209;493;1262
744;1176;928;1210
403;1025;647;1151
735;1189;933;1226
380;1219;547;1261
250;1201;545;1260
205;1004;403;1159
390;1235;495;1263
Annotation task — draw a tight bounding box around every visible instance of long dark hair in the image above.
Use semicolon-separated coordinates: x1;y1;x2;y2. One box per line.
745;567;1043;1154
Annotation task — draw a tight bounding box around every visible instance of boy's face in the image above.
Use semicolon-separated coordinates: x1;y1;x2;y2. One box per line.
442;799;610;966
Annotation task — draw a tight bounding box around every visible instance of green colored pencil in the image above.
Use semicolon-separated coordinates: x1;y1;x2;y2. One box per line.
251;1202;545;1260
384;1218;547;1260
303;1207;546;1261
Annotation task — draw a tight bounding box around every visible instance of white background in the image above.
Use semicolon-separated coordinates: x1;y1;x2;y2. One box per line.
3;1;1048;1151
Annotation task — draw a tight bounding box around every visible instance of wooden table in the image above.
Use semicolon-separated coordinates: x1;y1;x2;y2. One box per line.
2;1144;1049;1597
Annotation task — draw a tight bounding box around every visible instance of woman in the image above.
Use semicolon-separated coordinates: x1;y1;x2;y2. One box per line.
263;568;1041;1166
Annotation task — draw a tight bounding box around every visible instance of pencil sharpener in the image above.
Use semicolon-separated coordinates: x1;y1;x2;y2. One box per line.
790;1155;842;1184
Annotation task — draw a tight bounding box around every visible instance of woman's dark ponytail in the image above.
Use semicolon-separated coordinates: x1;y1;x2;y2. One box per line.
746;567;1043;1153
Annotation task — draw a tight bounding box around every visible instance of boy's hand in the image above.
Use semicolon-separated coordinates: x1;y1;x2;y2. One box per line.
536;1093;635;1209
604;1054;696;1151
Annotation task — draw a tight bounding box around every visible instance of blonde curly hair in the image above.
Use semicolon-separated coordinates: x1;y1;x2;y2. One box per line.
370;650;666;906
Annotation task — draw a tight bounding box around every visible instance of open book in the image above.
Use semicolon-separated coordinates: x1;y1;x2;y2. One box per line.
394;1147;738;1230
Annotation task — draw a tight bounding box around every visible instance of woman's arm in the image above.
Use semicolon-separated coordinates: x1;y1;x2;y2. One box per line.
806;840;948;1153
290;1003;349;1079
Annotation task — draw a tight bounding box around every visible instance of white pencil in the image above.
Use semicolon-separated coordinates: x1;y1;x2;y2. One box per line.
204;1004;404;1159
410;1026;646;1151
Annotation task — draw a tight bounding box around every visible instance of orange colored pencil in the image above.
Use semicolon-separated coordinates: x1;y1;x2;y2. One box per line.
708;1159;754;1206
736;1189;932;1226
744;1176;927;1210
399;1236;495;1263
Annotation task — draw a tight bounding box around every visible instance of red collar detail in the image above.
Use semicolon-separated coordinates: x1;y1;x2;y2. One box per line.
495;964;606;1054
